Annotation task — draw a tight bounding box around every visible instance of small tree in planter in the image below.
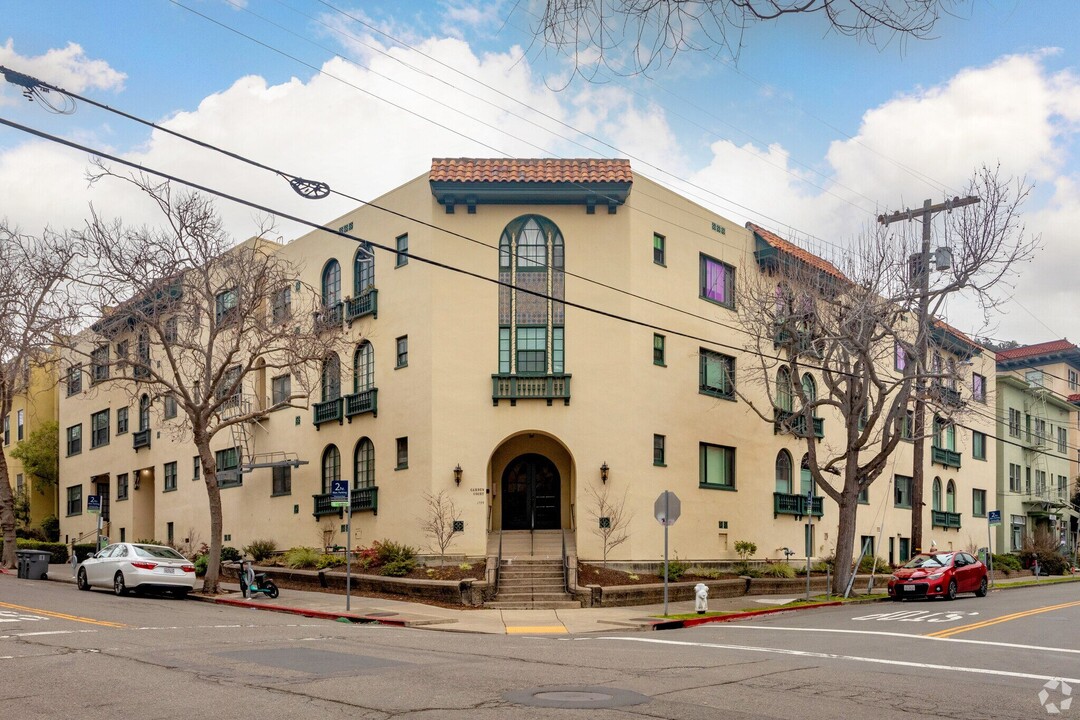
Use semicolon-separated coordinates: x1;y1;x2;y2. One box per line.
733;540;758;576
584;483;632;567
420;491;461;567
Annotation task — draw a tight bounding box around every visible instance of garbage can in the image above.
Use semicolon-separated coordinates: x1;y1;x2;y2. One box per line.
15;549;52;580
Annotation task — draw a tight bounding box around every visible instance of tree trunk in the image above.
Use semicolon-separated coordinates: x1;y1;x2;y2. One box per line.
0;448;16;569
831;474;860;595
197;442;223;593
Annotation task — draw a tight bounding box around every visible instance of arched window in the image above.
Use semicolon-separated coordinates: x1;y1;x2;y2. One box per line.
946;480;956;513
932;477;942;511
321;445;340;494
353;342;373;394
354;438;374;489
139;394;150;431
801;373;817;404
800;454;813;496
775;450;792;494
321;353;341;402
321;259;341;306
354;244;374;296
777;367;793;412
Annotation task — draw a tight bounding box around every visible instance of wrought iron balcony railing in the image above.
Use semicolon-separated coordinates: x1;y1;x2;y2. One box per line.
774;492;824;519
313;397;343;427
312;486;378;518
345;290;378;323
344;388;377;419
492;373;571;406
773;409;824;439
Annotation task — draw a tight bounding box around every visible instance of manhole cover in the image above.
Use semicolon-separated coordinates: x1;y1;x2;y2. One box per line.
503;686;650;709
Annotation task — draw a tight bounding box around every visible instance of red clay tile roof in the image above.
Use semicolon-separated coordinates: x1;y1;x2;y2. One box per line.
1069;393;1080;404
995;339;1077;362
931;319;985;352
746;222;846;281
430;158;632;184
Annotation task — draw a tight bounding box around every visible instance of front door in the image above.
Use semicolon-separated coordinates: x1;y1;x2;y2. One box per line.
501;454;561;530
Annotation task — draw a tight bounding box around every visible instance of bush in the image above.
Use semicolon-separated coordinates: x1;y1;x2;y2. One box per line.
73;543;97;563
194;555;208;576
375;539;417;565
40;515;60;542
686;566;723;579
732;562;761;578
857;555;891;574
220;546;242;562
282;546;321;569
761;562;797;578
16;527;47;541
734;540;757;560
5;539;69;564
662;559;689;581
244;539;277;562
1033;552;1071;575
381;557;417;576
316;554;346;569
992;553;1022;572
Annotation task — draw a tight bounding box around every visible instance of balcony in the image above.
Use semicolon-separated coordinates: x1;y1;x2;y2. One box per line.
492;373;571;406
774;492;824;519
1026;432;1048;449
345;388;378;419
931;445;961;469
345;290;378;323
132;429;151;451
931;510;962;529
773;409;824;439
314;302;343;333
312;398;343;428
312;486;378;518
930;383;963;407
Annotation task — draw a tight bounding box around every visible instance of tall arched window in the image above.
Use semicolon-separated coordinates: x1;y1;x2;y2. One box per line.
932;477;942;511
322;259;341;306
353;342;373;393
946;480;956;513
354;438;374;489
801;373;817;404
139;394;150;431
321;445;340;494
777;367;793;412
800;454;813;496
321;354;341;402
354;244;374;296
775;450;793;494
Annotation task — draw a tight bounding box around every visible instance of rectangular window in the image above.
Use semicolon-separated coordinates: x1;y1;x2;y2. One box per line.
271;375;291;405
116;407;128;435
271;286;292;324
164;395;177;419
653;232;666;265
653;434;666;466
1009;463;1022;493
1026;466;1031;495
699;254;734;308
16;409;22;441
215;287;238;325
699;349;735;399
972;373;986;402
396;437;409;469
66;485;82;516
516;327;546;374
66;424;82;456
67;364;82;396
972;430;986;460
217;365;242;401
1008;408;1021;437
1011;516;1025;551
699;442;735;489
91;346;109;384
164;461;177;492
972;489;986;517
272;465;292;496
167;522;174;546
1036;469;1047;496
894;474;912;508
395;335;409;368
164;317;178;343
653;334;666;366
1071;369;1079;391
193;455;201;482
552;327;564;374
498;327;511;374
91;410;109;448
116;473;129;501
894;342;907;371
216;447;241;487
1058;427;1067;454
858;486;869;504
395;233;409;267
116;340;129;370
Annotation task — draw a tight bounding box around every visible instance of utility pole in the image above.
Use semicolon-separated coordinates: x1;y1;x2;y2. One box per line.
879;195;979;554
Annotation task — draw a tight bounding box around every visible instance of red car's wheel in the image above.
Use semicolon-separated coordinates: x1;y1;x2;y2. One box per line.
945;579;957;601
975;576;988;597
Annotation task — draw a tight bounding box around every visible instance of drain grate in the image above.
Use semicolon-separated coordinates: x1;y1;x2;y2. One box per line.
503;686;650;709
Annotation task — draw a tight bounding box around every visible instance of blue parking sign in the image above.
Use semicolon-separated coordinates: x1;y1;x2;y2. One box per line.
988;510;1002;526
87;495;101;514
330;480;349;508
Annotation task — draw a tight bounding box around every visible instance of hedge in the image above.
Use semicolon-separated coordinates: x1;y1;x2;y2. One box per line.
0;540;98;565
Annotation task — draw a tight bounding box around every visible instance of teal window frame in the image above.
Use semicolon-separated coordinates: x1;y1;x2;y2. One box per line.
321;445;340;493
973;430;986;460
653;434;666;466
164;461;177;492
894;474;912;508
699;442;735;490
653;333;666;366
116;407;128;435
552;327;564;373
516;326;547;374
774;450;792;494
354;437;375;488
215;287;239;325
216;447;241;488
653;232;666;266
91;409;110;448
395;336;408;368
699;349;735;400
321;260;341;306
699;253;734;309
395;233;408;267
272;374;291;405
498;327;511;374
66;424;82;456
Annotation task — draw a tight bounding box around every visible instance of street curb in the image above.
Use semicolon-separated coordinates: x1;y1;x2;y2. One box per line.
188;593;413;626
647;596;889;630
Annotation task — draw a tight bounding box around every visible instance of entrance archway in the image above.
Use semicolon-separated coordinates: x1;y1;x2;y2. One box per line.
501;453;561;530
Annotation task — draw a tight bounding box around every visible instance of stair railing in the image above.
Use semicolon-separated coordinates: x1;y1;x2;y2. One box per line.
561;529;569;594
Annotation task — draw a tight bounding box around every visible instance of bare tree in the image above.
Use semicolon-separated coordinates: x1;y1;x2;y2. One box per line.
420;491;462;566
584;483;632;566
535;0;955;77
737;166;1035;594
0;226;79;568
73;169;337;592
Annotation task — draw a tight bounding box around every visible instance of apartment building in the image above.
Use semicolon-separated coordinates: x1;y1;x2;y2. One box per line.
3;356;59;531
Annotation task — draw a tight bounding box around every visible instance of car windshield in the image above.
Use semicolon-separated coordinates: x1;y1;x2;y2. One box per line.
134;545;186;560
903;553;953;569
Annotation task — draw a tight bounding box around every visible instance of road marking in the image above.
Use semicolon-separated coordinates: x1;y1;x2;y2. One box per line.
851;610;977;623
7;630;97;637
600;637;1080;684
926;599;1080;638
715;625;1080;655
506;626;568;635
0;602;126;629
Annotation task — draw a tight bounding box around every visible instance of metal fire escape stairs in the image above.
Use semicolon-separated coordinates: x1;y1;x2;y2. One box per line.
220;394;307;483
1024;374;1056;519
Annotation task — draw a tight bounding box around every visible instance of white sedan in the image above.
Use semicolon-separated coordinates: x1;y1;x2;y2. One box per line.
77;542;197;598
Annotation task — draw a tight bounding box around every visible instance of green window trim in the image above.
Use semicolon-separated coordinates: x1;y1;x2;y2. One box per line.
699;349;735;400
395;234;409;267
653;232;666;266
653;333;666;366
699;442;735;489
699;253;734;309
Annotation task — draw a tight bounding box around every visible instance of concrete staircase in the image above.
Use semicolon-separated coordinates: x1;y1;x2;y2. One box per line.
485;530;581;609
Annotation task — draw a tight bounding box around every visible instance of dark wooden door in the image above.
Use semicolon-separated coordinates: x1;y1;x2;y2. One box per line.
501;454;561;530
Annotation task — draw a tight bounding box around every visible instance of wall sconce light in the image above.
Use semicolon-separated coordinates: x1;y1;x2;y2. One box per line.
601;462;609;484
454;464;462;486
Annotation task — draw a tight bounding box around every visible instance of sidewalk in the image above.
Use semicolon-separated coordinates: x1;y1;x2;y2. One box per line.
41;564;1065;634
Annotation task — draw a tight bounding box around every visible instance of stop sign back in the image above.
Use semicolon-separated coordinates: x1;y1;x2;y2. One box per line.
654;491;681;526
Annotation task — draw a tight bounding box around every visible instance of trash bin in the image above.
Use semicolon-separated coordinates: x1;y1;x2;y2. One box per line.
15;549;52;580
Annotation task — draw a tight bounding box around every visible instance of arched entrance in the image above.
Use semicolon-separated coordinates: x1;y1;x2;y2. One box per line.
501;453;561;530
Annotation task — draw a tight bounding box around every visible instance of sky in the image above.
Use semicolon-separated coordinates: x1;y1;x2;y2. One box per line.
1;0;1078;346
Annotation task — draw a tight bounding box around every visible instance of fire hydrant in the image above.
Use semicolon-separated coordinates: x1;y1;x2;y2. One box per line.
694;583;709;614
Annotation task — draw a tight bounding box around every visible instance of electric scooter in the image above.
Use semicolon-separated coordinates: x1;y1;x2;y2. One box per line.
234;559;279;599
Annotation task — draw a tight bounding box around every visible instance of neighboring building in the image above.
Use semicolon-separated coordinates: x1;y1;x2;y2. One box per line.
996;341;1080;555
3;355;59;532
57;159;998;566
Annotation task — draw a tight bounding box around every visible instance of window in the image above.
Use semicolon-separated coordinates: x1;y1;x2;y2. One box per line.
699;442;735;489
1058;427;1068;454
932;477;942;511
776;367;794;412
321;445;340;494
395;233;409;267
215;287;239;325
653;434;666;466
946;480;956;512
1071;369;1079;391
516;328;546;373
321;260;341;306
498;328;511;373
1059;474;1068;498
395;336;409;369
972;490;989;518
354;438;374;488
116;407;128;435
193;455;201;482
15;473;23;495
321;354;341;401
16;409;23;441
271;285;292;324
516;221;545;268
66;485;82;516
117;473;128;501
699;349;735;399
91;346;109;384
934;416;956;450
971;373;986;402
164;394;177;419
1009;463;1022;493
271;374;291;405
139;394;150;432
1008;408;1021;437
91;410;109;448
894;342;907;372
355;243;375;294
396;437;409;469
134;329;150;379
164;317;178;343
858;485;869;504
116;340;129;369
653;334;666;366
699;254;734;308
164;461;177;492
973;431;986;460
272;465;292;496
894;474;912;508
1011;515;1025;551
66;424;82;456
552;328;565;373
216;447;241;488
653;232;666;265
66;364;82;396
774;450;792;494
801;373;817;404
354;342;374;393
1026;369;1044;387
1036;469;1047;496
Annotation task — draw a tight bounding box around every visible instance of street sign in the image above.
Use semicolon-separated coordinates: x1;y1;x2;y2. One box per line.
87;495;101;515
330;480;349;508
654;491;681;527
988;510;1002;526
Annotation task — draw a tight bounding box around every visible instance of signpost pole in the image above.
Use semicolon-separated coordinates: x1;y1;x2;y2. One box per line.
805;488;813;600
987;510;1001;589
653;490;680;617
663;517;669;616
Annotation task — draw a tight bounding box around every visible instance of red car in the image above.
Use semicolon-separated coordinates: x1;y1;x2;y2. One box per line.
888;551;988;601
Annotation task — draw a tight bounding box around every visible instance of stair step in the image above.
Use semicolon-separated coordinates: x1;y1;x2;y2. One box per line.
484;601;582;610
491;592;574;601
498;577;565;587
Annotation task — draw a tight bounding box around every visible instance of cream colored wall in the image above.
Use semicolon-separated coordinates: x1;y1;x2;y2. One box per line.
3;359;59;530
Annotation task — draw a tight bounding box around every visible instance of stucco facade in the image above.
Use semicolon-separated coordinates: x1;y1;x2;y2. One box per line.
3;357;59;531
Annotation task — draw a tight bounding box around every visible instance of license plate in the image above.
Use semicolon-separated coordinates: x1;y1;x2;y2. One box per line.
904;584;915;591
164;567;175;574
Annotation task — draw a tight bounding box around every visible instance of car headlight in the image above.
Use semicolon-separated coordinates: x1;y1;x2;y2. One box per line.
927;572;945;580
890;575;900;582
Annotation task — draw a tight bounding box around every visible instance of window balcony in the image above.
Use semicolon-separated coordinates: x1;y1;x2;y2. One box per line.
931;510;962;529
312;398;343;428
132;429;151;451
929;383;963;407
312;486;378;518
774;492;824;519
931;445;961;469
345;290;378;323
314;302;343;333
773;409;824;439
344;388;377;419
492;373;571;406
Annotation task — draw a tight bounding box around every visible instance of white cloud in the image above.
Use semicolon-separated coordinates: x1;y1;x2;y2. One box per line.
0;39;126;99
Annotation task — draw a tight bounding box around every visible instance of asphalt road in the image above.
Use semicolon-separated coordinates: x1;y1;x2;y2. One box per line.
2;574;1078;719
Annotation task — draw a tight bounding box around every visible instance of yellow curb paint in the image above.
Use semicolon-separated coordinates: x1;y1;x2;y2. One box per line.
0;601;127;628
505;625;568;634
926;599;1080;639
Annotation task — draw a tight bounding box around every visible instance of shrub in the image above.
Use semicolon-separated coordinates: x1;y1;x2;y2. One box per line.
1035;552;1071;575
16;527;47;541
316;554;346;569
458;562;472;571
662;559;689;581
282;546;321;569
220;546;242;562
375;539;417;565
381;557;417;576
991;553;1022;572
686;566;723;579
244;539;278;562
40;515;60;542
732;562;761;578
194;555;208;576
734;540;757;561
761;562;797;578
73;543;97;563
5;539;69;564
857;555;891;574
